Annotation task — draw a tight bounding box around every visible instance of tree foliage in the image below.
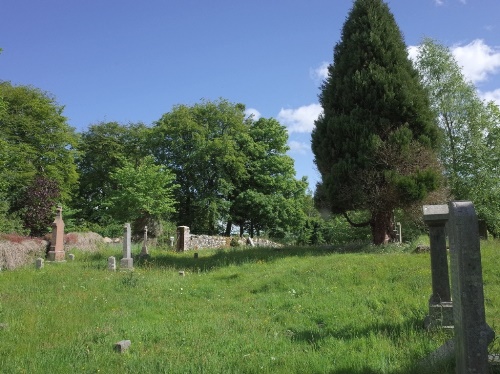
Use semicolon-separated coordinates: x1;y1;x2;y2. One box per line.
74;121;151;227
105;156;178;225
152;99;307;238
311;0;441;244
0;82;77;234
414;38;500;236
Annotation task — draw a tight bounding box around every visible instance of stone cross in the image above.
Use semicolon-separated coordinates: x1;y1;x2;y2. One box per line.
422;204;453;329
139;226;149;258
120;223;133;270
448;201;494;373
47;205;65;261
176;226;190;251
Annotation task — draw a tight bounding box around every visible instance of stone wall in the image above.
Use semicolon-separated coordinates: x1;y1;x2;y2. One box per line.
188;234;280;250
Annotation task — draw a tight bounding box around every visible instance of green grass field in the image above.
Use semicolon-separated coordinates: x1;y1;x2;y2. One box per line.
0;239;499;373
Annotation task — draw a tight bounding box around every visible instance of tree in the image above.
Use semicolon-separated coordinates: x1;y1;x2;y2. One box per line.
414;38;500;236
105;156;178;235
311;0;441;244
20;175;60;236
152;99;307;239
74;121;151;227
230;117;308;239
0;82;78;233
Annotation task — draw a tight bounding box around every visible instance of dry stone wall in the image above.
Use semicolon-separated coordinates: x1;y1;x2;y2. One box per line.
188;234;280;250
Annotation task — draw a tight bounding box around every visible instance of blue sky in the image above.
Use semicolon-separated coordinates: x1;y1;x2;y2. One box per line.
1;0;500;191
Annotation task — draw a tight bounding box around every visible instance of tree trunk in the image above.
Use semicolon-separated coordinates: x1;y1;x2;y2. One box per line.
225;221;232;237
370;210;394;245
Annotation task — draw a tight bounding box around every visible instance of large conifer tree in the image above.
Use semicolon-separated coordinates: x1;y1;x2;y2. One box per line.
311;0;441;244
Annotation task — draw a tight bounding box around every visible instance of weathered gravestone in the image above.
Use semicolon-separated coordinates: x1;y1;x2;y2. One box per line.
108;256;116;271
448;201;494;373
139;226;149;259
47;205;65;261
35;257;44;269
422;204;453;329
120;223;133;270
419;201;496;373
176;226;190;252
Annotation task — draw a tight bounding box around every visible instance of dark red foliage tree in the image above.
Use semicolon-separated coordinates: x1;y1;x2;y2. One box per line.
21;176;60;237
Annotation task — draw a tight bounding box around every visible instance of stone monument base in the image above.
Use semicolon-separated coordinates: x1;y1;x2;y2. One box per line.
120;258;134;270
47;250;65;262
424;301;454;329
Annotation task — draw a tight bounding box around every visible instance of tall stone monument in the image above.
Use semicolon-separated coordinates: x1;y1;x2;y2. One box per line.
47;205;65;261
422;204;453;329
120;223;133;270
448;201;494;373
176;226;190;251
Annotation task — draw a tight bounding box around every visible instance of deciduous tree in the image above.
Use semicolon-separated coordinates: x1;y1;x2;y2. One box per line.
414;38;500;236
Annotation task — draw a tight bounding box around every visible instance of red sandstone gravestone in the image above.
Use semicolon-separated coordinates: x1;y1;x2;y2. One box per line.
47;205;65;261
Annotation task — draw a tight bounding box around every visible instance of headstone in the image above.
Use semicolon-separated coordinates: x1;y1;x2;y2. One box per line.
35;257;44;269
114;340;131;353
68;254;75;261
108;256;116;271
194;252;198;259
120;223;133;270
47;205;65;261
176;226;190;251
169;236;175;247
179;271;185;276
448;201;495;373
395;222;402;243
422;204;453;329
139;226;149;259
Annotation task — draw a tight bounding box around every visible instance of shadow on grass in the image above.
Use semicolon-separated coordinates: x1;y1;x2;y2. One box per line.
133;242;378;272
288;313;452;374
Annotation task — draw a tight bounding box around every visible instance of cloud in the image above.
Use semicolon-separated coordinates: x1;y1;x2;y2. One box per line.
310;62;329;84
245;108;261;120
434;0;445;5
277;103;323;134
451;39;500;84
288;140;310;154
480;89;500;107
407;45;419;62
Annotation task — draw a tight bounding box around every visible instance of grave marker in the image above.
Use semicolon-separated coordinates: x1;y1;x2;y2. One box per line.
422;204;453;329
176;226;190;251
47;205;65;261
108;256;116;271
120;223;133;270
139;226;149;259
448;201;494;373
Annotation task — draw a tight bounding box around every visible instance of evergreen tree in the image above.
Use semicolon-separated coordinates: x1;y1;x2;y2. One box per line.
311;0;441;244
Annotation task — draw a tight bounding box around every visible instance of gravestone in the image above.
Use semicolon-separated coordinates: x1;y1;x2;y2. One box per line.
35;257;44;269
139;226;149;259
68;254;75;261
169;236;175;247
448;201;494;373
47;205;65;261
120;223;133;270
422;204;453;329
114;340;131;353
176;226;190;251
394;222;402;243
108;256;116;271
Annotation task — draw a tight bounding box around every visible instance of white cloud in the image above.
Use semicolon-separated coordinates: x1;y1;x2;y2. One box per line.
480;89;500;107
407;45;419;63
310;62;329;84
277;103;323;134
245;107;261;120
434;0;445;5
288;140;310;154
451;39;500;84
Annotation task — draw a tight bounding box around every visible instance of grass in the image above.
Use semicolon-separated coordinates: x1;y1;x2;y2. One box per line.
0;239;499;373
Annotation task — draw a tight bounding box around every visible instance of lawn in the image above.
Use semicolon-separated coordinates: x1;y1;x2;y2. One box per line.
0;239;499;373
